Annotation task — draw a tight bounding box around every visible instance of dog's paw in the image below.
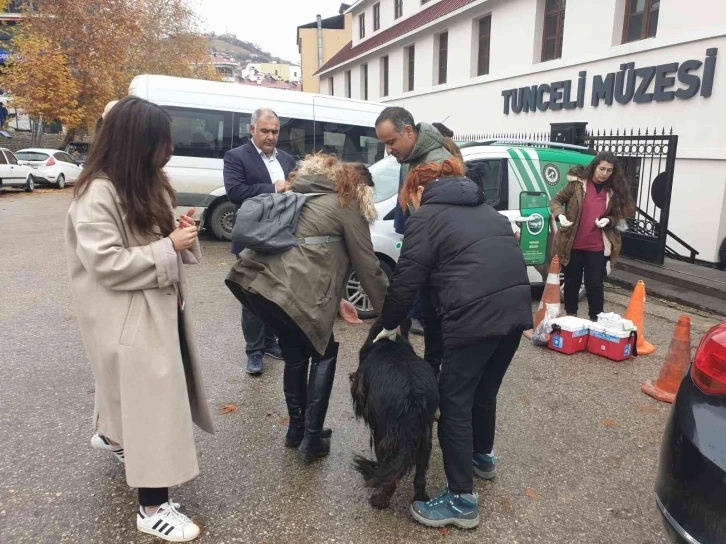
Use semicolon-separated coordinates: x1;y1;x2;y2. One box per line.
370;493;391;510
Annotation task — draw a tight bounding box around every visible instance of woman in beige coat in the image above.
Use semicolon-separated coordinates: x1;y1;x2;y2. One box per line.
226;155;389;462
65;96;213;542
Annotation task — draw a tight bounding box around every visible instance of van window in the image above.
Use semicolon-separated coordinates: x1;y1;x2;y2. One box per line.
465;159;505;209
315;122;384;165
233;113;316;161
279;117;316;160
165;107;233;159
5;151;18;165
369;155;400;203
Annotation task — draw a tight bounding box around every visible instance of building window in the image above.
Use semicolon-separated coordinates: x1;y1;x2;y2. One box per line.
361;63;369;100
395;0;403;19
422;0;431;4
345;70;352;98
405;45;415;92
329;77;334;95
359;13;365;39
437;32;448;85
381;55;389;97
477;15;491;76
541;0;565;62
373;3;380;31
623;0;659;43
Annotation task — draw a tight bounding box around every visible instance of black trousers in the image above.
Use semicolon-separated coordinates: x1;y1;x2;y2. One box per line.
420;287;444;377
563;249;607;320
138;487;168;507
241;306;277;355
438;331;522;495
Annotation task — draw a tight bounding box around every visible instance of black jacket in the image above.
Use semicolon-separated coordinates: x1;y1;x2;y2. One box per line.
381;176;533;349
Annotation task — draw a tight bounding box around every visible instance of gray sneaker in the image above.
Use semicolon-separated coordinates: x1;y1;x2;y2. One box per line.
246;353;263;375
473;452;497;480
410;488;480;529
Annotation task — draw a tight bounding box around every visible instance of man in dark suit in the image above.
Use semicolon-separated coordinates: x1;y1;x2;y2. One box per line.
224;107;296;375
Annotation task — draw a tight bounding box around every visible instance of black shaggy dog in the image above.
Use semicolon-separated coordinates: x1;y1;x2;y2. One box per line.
349;320;439;509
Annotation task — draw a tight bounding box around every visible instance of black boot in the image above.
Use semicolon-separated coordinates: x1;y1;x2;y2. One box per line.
283;347;333;448
283;347;309;448
298;341;338;462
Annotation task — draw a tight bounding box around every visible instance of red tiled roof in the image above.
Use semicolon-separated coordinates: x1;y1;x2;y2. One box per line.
315;0;477;75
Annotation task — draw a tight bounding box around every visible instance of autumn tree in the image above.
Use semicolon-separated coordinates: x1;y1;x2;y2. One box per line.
0;34;82;144
0;0;217;143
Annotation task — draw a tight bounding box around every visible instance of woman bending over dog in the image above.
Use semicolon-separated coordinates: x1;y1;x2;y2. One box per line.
225;154;389;462
374;159;533;529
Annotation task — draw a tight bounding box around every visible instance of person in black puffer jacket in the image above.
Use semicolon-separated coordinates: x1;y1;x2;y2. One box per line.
374;158;532;530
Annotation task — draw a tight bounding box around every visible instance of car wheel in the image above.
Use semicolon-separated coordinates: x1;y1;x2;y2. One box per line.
210;200;235;241
56;174;65;189
345;258;394;320
25;175;35;193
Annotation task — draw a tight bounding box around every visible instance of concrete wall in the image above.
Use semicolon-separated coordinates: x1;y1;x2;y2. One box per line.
0;132;93;153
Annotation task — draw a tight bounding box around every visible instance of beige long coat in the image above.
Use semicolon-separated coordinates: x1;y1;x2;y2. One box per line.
65;178;214;488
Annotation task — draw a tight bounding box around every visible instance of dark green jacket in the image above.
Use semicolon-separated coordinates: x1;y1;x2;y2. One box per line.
394;123;453;234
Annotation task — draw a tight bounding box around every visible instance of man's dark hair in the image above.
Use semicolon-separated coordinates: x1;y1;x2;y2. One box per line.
375;106;415;134
432;122;454;139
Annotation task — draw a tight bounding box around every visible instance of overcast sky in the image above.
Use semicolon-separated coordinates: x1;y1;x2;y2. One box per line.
195;0;350;63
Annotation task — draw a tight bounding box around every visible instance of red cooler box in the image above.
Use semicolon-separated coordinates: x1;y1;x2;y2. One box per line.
588;323;637;362
548;317;591;355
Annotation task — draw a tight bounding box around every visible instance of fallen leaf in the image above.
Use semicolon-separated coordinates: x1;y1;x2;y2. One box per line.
279;417;290;427
522;395;531;406
218;262;228;266
219;403;239;414
638;405;658;414
602;418;619;427
525;488;541;501
499;496;512;512
226;378;240;385
440;527;449;537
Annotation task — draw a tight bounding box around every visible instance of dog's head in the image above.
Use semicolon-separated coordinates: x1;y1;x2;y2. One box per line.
360;318;411;356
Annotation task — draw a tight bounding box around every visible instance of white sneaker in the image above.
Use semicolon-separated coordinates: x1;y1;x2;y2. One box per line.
90;433;125;463
137;501;200;542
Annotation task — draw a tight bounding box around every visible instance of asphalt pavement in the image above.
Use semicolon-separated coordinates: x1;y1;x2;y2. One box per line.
2;188;719;543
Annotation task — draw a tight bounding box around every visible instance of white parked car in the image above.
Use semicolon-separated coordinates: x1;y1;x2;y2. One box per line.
15;148;83;189
0;147;37;192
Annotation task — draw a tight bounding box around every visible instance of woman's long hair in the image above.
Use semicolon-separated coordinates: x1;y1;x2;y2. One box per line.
74;96;177;237
569;151;635;219
400;158;465;210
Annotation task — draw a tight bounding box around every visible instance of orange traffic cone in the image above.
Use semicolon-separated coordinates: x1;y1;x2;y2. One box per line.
524;256;561;340
641;315;692;403
625;280;656;355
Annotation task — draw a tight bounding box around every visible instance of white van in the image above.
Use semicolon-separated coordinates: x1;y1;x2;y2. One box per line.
129;74;387;240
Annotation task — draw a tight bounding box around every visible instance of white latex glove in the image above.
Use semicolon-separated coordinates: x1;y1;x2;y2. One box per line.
558;214;573;228
373;328;398;343
595;218;610;228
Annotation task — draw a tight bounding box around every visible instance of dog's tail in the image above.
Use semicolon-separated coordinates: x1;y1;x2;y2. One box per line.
353;435;416;489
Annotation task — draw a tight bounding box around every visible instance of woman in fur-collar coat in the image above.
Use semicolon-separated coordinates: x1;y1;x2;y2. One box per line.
226;153;389;461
